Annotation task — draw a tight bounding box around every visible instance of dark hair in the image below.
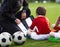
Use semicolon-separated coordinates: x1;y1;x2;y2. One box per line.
22;10;26;13
36;7;46;16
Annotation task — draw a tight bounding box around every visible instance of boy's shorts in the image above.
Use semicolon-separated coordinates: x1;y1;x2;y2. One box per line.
30;32;49;40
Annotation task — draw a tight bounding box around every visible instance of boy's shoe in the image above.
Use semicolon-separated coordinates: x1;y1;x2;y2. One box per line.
48;36;60;42
25;34;31;39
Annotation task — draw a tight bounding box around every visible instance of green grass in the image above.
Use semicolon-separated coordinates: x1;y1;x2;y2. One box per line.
11;2;60;47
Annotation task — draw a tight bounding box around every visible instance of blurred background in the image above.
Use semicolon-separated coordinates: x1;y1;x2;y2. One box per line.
28;0;60;3
0;0;60;4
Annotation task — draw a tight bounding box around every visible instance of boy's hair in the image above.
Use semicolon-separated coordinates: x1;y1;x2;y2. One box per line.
36;7;46;16
22;10;26;13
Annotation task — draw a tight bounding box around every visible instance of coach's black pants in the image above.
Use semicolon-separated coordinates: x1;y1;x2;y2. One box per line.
0;20;20;35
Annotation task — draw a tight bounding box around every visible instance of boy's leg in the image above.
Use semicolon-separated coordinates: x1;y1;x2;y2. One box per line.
49;31;60;38
27;27;49;40
27;30;49;40
54;33;60;38
30;32;49;40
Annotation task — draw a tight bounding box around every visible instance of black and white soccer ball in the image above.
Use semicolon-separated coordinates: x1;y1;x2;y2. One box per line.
0;32;12;47
1;32;12;43
13;31;26;45
1;32;12;37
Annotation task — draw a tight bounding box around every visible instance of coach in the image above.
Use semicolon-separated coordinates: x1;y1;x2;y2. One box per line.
0;0;28;35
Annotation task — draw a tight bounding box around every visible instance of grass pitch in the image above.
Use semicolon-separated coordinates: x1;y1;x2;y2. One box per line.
11;2;60;47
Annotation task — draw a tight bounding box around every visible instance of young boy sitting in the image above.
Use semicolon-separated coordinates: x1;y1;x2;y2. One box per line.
17;10;34;36
27;6;51;40
50;16;60;38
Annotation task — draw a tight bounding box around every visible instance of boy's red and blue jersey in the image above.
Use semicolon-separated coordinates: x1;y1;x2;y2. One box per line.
30;16;51;35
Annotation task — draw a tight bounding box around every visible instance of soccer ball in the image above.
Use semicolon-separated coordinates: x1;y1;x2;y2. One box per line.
13;31;26;45
0;34;12;47
1;32;12;42
1;32;12;37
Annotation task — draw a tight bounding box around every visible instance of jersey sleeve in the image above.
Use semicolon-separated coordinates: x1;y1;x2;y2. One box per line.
54;26;60;30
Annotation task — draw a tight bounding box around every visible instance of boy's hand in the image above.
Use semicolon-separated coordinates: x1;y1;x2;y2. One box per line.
15;19;21;24
55;16;60;26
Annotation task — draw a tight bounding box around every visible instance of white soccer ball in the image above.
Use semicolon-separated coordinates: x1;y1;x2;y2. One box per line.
1;32;12;41
0;33;12;47
13;31;26;45
1;32;12;37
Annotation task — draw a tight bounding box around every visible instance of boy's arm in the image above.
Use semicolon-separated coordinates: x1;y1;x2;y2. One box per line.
54;16;60;30
55;16;60;26
54;26;60;30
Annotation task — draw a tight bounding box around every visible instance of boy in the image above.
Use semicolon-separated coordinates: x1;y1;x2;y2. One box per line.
17;10;34;36
16;10;27;21
50;16;60;38
27;7;51;40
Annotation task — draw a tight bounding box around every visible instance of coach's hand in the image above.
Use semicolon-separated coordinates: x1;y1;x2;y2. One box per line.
15;19;21;24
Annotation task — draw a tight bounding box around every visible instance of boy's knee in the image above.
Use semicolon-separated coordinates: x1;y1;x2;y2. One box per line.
49;32;55;37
